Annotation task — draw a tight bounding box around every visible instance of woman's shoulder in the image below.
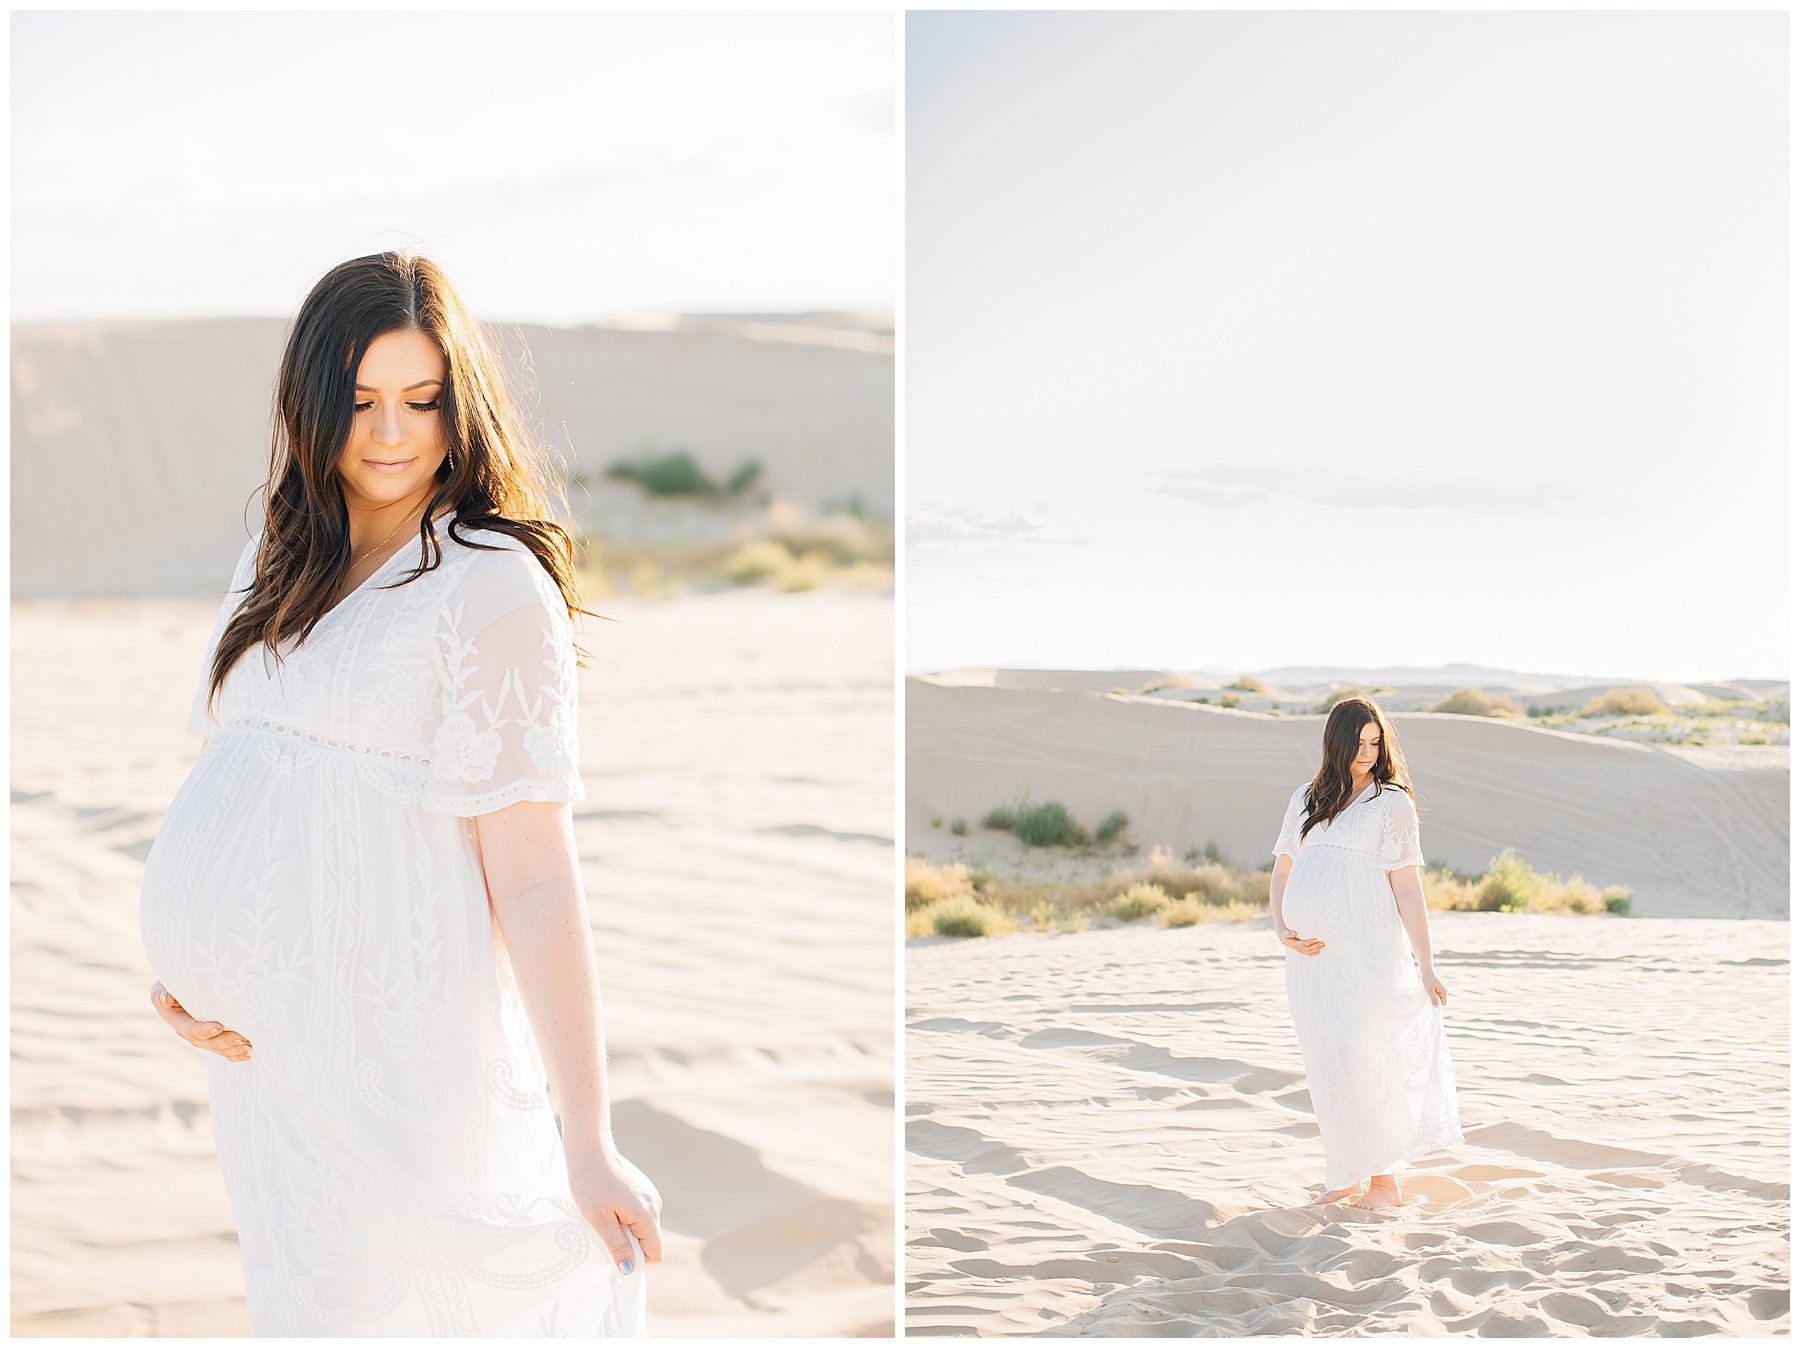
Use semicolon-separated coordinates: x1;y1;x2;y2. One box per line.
1379;782;1419;813
434;519;565;613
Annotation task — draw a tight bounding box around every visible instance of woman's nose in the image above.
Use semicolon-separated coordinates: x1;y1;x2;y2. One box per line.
371;403;406;446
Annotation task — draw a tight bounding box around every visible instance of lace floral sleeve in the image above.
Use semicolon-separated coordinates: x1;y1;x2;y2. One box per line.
1272;784;1307;861
419;547;583;817
185;535;261;737
1378;787;1425;870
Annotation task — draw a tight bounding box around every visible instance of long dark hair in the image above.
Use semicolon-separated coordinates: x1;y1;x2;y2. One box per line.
210;252;585;703
1301;695;1414;839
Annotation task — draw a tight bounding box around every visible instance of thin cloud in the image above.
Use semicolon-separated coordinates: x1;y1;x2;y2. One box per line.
909;503;1083;550
1150;464;1623;516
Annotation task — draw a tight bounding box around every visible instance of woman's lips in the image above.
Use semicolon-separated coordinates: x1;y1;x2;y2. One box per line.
363;457;416;474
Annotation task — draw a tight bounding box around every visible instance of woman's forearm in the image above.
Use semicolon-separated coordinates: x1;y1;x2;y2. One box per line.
1390;868;1436;973
1268;856;1293;931
477;801;614;1150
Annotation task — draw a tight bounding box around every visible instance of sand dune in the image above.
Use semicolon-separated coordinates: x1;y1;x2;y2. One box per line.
11;589;895;1337
10;317;892;598
906;914;1789;1337
906;681;1788;919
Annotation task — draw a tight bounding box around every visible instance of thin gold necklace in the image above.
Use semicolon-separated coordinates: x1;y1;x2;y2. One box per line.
352;507;421;571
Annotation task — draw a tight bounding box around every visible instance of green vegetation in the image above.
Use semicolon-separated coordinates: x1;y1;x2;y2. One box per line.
575;504;893;599
950;818;968;836
1526;691;1786;748
1110;883;1173;921
1422;849;1632;916
926;895;1011;938
904;859;1013;937
979;795;1135;849
1428;688;1523;718
1014;800;1090;847
1226;677;1269;693
906;839;1638;940
605;449;762;499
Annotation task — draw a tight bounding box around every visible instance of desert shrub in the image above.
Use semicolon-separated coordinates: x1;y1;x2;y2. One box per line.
1742;733;1770;746
950;818;968;836
1160;896;1206;927
905;857;974;913
1162;896;1262;926
1461;849;1632;915
1422;867;1478;911
981;802;1018;831
930;895;1010;938
1219;694;1241;708
1428;688;1523;718
1226;677;1269;693
1315;686;1367;713
1057;910;1092;934
1014;800;1090;847
1111;883;1173;921
724;539;793;584
1578;687;1668;717
606;449;763;499
1095;810;1129;844
1475;850;1541;911
1108;687;1130;696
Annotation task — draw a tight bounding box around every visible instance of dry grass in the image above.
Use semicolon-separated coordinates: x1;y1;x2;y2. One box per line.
1578;687;1669;717
576;501;894;600
905;840;1635;940
908;893;1013;938
906;857;975;913
1428;688;1524;718
1423;849;1631;915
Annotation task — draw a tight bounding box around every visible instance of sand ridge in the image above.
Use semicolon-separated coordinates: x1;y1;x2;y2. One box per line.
11;589;895;1337
906;681;1789;918
905;914;1788;1337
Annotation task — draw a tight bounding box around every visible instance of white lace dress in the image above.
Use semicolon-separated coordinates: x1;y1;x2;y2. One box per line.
139;519;648;1337
1272;781;1463;1191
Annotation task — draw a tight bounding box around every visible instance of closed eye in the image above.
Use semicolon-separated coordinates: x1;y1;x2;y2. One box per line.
407;400;441;412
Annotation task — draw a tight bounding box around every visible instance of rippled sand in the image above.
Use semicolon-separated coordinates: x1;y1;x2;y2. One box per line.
12;589;895;1337
907;913;1787;1336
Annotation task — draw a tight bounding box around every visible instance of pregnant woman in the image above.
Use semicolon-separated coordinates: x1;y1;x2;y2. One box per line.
1268;696;1463;1210
139;252;661;1335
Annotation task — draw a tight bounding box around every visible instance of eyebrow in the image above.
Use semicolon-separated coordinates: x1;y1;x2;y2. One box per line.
353;379;444;392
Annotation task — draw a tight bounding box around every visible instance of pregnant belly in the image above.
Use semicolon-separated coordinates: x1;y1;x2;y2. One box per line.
139;748;316;1032
1283;846;1397;943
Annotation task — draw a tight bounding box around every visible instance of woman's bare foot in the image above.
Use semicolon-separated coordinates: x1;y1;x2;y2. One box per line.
1348;1174;1402;1210
1316;1183;1363;1205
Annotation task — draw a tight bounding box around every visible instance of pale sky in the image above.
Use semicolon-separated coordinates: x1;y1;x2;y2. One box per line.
907;12;1787;683
13;11;893;323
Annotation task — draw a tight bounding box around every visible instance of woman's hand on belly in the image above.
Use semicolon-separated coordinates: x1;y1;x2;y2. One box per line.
1278;929;1325;957
150;982;252;1062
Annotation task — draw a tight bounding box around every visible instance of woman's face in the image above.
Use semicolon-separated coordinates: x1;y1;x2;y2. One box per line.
337;328;450;513
1352;719;1382;776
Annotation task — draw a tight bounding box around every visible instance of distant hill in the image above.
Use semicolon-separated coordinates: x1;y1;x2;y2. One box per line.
11;316;892;597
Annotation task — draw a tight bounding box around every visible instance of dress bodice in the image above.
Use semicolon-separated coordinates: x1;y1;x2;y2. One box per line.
189;517;583;816
1272;780;1424;870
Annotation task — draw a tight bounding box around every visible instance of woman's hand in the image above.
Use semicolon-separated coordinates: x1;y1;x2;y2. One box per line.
565;1140;664;1275
1278;929;1325;957
149;982;252;1061
1422;973;1449;1007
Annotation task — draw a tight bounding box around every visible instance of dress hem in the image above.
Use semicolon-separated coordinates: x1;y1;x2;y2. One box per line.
1326;1126;1466;1190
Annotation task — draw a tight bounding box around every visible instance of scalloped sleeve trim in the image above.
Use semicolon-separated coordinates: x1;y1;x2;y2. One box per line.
420;778;586;819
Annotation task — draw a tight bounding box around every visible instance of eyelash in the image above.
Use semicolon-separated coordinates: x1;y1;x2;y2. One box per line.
353;400;440;413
